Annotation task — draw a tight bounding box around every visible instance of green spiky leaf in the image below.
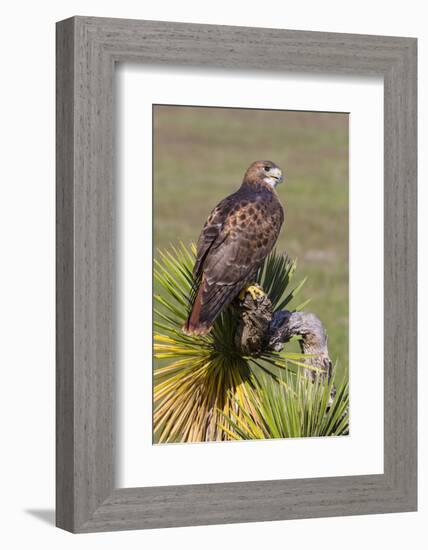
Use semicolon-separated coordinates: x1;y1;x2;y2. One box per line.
153;243;345;443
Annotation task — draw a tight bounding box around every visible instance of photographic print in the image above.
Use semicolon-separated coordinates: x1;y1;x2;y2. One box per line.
55;18;416;531
153;105;349;444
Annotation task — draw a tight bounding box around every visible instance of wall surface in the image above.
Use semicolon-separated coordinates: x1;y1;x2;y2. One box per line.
0;1;425;548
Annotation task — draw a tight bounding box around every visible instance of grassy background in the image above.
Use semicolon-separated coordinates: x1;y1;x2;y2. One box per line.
153;105;349;379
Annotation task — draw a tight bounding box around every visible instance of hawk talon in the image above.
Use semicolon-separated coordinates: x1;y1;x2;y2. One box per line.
239;284;265;301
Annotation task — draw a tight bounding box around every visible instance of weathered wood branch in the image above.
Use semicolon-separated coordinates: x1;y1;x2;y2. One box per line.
235;287;333;382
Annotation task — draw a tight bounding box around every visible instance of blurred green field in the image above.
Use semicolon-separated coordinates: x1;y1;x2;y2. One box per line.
153;105;348;378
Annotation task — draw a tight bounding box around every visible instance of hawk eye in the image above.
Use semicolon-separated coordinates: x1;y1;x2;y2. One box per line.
264;166;271;172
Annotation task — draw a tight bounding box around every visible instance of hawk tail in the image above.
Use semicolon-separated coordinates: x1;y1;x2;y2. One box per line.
183;277;239;336
182;282;212;336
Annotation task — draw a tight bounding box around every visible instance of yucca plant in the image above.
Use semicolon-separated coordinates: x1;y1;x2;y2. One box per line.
220;369;349;440
153;242;314;444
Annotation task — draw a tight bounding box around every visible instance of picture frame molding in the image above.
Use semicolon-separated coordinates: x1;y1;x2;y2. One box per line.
56;16;417;533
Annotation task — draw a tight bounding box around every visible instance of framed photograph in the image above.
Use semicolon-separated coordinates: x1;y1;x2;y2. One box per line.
56;16;417;532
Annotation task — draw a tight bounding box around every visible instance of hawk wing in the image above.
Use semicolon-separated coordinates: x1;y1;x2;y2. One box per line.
192;194;235;280
185;190;283;335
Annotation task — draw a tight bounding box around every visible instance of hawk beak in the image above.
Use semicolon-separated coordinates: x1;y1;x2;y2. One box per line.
271;168;283;185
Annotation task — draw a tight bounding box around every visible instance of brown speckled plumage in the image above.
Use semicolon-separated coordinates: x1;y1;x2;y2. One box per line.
183;160;284;335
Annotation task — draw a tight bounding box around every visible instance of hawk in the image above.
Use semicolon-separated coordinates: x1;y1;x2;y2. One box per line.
183;160;284;336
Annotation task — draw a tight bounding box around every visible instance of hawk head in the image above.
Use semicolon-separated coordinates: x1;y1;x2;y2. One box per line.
242;160;284;188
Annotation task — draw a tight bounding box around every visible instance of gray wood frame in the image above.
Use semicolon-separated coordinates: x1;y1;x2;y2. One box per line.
56;16;417;533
